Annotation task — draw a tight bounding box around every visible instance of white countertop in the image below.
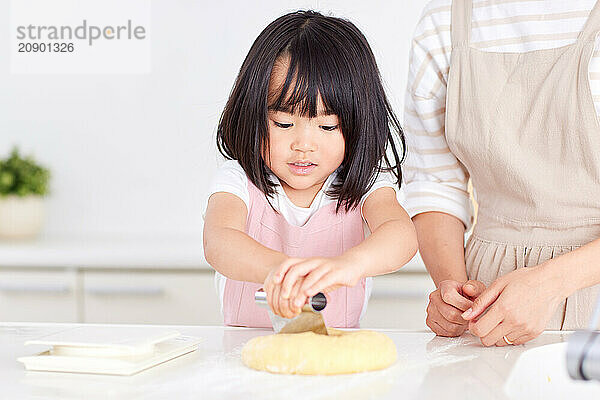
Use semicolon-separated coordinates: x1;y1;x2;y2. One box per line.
2;322;600;399
0;235;427;272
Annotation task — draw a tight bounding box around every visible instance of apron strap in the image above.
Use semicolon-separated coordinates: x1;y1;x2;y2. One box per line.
579;0;600;43
451;0;473;47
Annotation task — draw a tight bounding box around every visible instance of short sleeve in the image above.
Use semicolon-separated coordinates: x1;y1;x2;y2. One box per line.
359;170;399;219
203;160;249;220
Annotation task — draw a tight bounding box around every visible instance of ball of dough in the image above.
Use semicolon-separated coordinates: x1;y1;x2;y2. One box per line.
241;328;397;375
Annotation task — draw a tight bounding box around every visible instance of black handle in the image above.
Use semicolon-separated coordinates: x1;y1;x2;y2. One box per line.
255;290;327;312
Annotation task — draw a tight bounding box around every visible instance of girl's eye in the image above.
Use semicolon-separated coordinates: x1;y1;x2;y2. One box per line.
274;121;293;129
320;125;339;132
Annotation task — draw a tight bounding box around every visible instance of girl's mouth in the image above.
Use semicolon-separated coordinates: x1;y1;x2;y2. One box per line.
288;162;317;175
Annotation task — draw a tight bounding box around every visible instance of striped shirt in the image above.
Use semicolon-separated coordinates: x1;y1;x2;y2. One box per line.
403;0;600;230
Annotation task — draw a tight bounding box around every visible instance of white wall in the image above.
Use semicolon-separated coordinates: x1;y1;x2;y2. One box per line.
0;0;429;237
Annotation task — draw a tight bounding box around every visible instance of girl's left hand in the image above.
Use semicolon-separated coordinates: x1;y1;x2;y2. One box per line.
462;262;567;346
270;255;364;317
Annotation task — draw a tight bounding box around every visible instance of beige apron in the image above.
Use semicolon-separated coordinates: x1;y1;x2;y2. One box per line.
446;0;600;329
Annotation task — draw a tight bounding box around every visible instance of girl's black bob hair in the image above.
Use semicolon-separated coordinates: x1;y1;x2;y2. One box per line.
217;10;405;212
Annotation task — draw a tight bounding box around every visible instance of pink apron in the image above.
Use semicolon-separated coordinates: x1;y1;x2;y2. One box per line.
222;178;367;328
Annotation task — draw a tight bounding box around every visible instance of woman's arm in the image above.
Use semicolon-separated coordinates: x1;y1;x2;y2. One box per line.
414;211;486;336
203;192;287;283
401;5;483;336
556;239;600;296
464;238;600;346
413;211;468;285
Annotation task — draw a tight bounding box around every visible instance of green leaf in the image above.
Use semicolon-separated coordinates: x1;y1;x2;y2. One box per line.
0;147;50;197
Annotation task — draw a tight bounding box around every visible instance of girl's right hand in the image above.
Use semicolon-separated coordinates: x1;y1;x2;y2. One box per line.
426;280;486;337
264;258;307;319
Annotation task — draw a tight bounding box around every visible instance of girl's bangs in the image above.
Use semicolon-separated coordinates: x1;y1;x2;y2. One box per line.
268;46;344;118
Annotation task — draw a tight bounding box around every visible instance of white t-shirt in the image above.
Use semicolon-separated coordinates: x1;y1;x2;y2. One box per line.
205;159;400;320
206;160;398;226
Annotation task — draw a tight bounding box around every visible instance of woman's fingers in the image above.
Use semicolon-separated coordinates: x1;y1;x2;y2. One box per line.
430;291;468;324
494;331;522;347
425;287;470;337
462;280;506;321
468;302;504;339
426;297;467;337
479;322;512;347
439;280;473;311
424;280;477;337
462;280;486;300
511;333;536;345
430;320;459;337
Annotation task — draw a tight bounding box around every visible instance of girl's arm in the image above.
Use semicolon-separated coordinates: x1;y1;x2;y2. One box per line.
268;187;419;318
343;186;418;277
203;192;288;283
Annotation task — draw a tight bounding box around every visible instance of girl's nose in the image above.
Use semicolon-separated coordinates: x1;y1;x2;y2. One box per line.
291;127;317;153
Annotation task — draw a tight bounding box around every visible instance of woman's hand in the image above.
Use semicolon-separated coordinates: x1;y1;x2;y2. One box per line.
462;263;567;346
426;279;486;336
263;256;364;319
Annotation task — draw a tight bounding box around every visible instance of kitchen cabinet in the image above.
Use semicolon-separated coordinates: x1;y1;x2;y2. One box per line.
82;270;222;325
0;268;222;325
0;235;433;327
0;269;78;322
362;272;435;330
0;267;433;328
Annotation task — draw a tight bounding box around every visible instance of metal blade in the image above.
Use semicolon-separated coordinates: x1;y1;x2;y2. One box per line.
276;310;328;335
256;290;328;335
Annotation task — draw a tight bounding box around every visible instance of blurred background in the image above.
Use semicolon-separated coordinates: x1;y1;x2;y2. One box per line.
0;0;435;329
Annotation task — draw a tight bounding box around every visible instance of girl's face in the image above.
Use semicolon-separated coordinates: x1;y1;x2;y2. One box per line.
265;58;345;200
266;108;345;194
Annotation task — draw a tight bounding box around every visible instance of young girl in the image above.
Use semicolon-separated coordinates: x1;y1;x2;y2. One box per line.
203;10;418;328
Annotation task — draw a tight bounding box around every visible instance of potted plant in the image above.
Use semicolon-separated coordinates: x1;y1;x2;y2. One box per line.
0;147;50;239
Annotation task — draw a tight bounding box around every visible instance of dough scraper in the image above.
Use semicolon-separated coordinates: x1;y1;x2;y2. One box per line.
255;289;328;335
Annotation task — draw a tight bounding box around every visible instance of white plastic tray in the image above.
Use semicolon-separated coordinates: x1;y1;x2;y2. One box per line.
18;326;202;375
